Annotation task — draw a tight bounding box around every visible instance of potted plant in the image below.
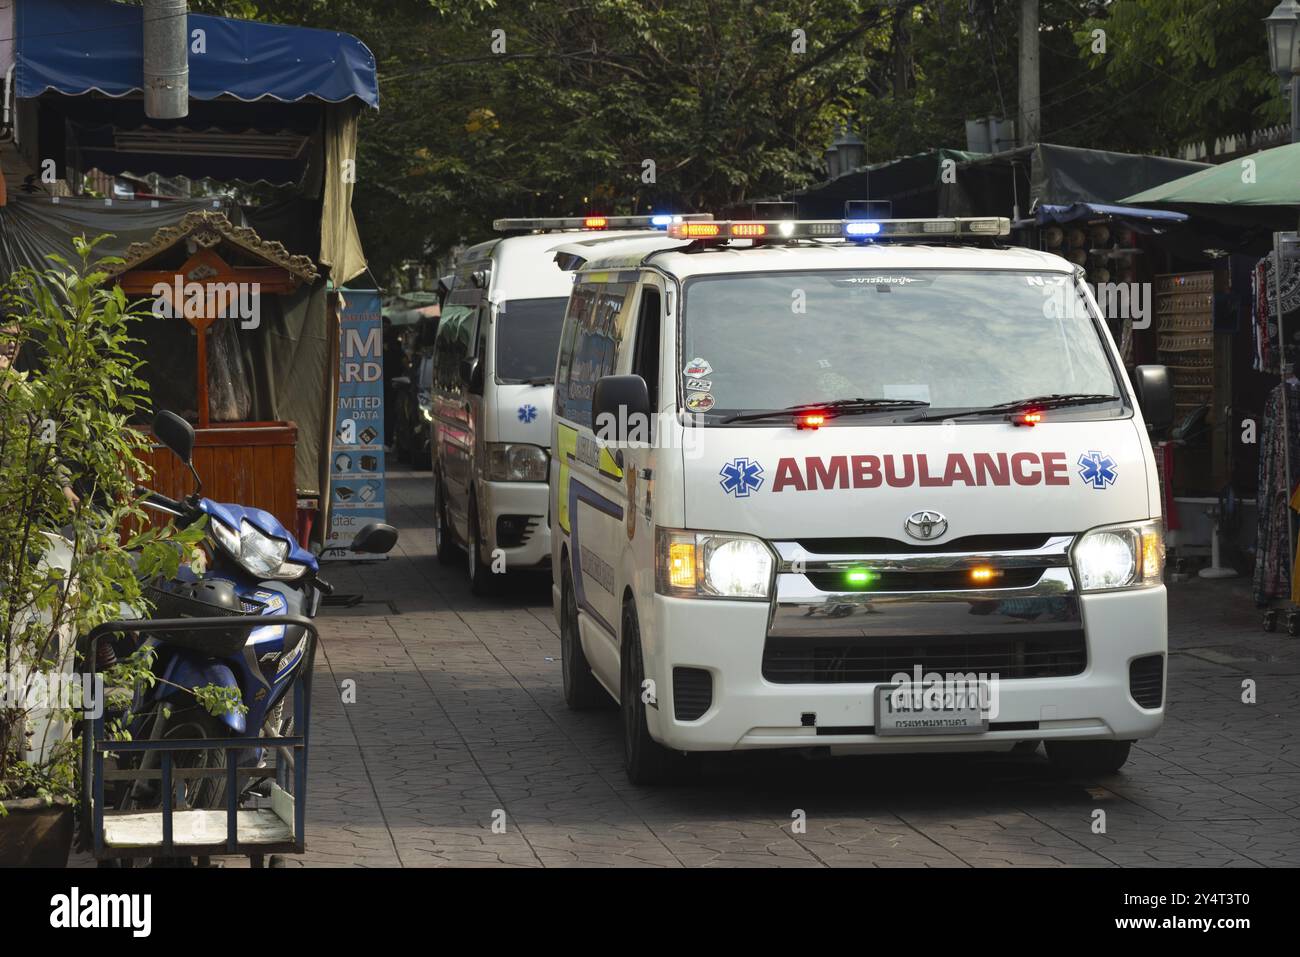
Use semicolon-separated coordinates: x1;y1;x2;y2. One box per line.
0;237;196;866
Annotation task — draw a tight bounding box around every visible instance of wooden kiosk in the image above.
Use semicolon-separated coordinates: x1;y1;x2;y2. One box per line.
107;211;320;530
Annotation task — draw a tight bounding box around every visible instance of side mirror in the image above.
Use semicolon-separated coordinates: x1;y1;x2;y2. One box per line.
153;410;195;463
592;374;650;446
350;522;398;555
460;357;484;395
1134;364;1174;434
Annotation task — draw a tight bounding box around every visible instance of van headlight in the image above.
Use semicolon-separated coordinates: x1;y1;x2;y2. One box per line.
1071;519;1164;592
655;527;774;599
485;443;548;482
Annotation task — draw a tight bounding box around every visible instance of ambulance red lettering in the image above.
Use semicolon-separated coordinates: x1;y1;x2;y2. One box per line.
1011;452;1040;485
851;454;881;488
1042;451;1069;486
807;455;848;490
973;452;1010;486
884;454;915;488
769;451;1070;491
943;453;975;486
773;457;806;492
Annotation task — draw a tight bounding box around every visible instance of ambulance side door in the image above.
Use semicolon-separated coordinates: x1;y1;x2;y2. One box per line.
554;279;635;690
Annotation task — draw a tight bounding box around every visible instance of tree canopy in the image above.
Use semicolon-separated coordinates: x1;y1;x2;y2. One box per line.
185;0;1288;282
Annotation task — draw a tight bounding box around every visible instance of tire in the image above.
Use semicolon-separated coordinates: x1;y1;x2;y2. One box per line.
433;472;459;566
466;492;496;596
620;600;691;785
1045;739;1132;776
161;707;230;810
559;560;610;710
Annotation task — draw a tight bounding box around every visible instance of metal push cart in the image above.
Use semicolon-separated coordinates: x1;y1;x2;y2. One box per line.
80;614;317;867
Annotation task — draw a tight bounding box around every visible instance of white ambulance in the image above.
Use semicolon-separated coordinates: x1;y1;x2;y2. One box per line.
430;215;709;593
549;216;1173;783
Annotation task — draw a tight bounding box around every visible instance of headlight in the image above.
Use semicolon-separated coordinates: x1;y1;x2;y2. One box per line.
485;443;548;482
210;517;307;580
655;527;773;599
1072;519;1164;592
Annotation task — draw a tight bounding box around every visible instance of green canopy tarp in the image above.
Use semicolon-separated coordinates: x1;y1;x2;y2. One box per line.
1123;142;1300;231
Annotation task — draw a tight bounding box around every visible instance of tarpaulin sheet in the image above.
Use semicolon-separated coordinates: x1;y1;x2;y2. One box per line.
1034;202;1188;225
16;0;378;107
0;195;330;493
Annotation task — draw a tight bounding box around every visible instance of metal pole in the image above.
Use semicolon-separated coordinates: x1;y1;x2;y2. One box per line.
1018;0;1041;146
1292;75;1300;144
143;0;189;120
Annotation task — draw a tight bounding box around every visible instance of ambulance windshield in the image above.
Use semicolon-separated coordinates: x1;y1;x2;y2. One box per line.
680;270;1121;419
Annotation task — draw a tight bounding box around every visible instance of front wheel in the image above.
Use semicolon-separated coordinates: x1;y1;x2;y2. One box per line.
1046;739;1132;776
620;601;691;785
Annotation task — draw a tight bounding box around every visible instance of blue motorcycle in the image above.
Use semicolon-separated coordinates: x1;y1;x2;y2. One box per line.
108;411;396;812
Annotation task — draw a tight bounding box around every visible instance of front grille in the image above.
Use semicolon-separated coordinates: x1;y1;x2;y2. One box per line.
672;667;713;721
1129;654;1164;709
762;632;1087;684
806;567;1044;592
795;533;1053;555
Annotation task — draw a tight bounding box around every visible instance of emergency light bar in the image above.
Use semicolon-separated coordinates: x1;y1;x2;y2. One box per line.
493;213;714;233
666;217;1011;241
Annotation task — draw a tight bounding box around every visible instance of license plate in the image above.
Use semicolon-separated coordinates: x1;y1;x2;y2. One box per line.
874;683;990;736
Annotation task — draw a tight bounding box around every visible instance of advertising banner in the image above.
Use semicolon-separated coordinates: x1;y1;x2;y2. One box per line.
323;288;386;561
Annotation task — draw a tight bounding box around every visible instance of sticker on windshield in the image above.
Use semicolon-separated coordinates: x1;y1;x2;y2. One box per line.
687;379;713;392
832;275;932;287
683;357;712;378
884;384;931;403
685;392;716;412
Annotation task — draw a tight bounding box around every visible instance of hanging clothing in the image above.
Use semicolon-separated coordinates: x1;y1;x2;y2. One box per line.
1254;379;1300;605
1252;252;1300;373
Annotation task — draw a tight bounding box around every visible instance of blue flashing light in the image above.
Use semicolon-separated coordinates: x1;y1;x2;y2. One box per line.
650;214;673;228
844;221;882;238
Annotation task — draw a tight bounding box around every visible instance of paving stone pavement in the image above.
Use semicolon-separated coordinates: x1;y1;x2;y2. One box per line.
75;469;1300;867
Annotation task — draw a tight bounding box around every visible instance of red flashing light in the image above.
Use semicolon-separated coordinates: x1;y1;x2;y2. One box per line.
796;412;826;430
1016;410;1042;427
730;222;768;238
583;216;608;229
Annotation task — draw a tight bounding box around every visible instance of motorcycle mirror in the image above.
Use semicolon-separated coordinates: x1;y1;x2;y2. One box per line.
349;523;398;555
152;410;202;498
153;410;195;463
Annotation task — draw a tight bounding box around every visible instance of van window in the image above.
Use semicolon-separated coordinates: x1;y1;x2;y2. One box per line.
680;269;1121;419
556;281;634;427
433;302;475;391
495;297;568;382
631;286;661;416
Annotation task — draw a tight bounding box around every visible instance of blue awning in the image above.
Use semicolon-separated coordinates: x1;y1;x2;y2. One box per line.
15;0;378;107
1034;202;1187;226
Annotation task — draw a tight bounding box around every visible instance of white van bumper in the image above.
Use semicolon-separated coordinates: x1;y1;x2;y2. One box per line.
479;480;551;569
643;586;1166;752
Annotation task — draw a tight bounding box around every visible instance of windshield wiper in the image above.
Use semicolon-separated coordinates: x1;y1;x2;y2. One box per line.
515;375;554;385
914;393;1120;422
720;397;930;424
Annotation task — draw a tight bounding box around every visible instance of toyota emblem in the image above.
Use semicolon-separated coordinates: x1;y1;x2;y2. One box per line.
904;510;948;541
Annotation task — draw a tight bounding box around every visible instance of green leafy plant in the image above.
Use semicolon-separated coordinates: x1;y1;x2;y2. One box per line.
0;236;205;807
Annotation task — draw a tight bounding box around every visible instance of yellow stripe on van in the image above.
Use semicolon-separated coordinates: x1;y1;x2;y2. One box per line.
556;421;624;536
